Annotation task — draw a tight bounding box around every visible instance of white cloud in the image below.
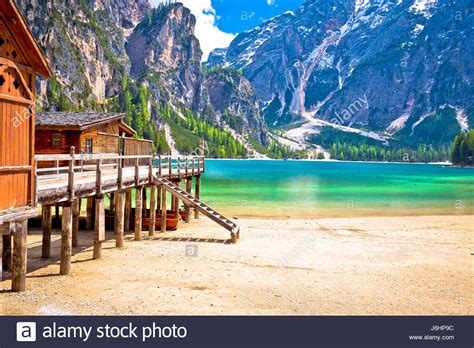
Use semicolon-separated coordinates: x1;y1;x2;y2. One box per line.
267;0;276;5
149;0;236;61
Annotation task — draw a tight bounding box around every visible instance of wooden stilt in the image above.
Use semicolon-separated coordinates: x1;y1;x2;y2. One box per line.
109;192;115;213
185;177;192;223
134;187;143;241
149;185;156;236
72;199;80;247
2;234;11;272
115;191;125;248
157;187;162;212
60;206;72;275
143;188;148;218
41;205;52;258
194;175;201;219
172;195;176;214
124;189;131;233
93;196;105;259
12;220;28;292
173;182;180;216
161;189;167;233
86;197;94;230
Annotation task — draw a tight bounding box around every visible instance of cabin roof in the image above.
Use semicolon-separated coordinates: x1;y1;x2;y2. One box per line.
36;112;133;132
0;0;53;78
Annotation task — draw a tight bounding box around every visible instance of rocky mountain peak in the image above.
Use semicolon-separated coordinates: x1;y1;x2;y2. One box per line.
215;0;472;147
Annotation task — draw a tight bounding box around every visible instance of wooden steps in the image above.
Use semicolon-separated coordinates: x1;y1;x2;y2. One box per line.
155;178;240;243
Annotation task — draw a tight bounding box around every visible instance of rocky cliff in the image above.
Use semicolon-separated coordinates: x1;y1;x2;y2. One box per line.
126;3;267;142
17;0;150;109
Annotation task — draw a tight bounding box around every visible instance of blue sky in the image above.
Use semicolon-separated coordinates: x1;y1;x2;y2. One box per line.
211;0;304;33
149;0;304;60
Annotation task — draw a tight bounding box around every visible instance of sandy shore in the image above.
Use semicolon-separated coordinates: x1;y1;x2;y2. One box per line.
1;215;472;315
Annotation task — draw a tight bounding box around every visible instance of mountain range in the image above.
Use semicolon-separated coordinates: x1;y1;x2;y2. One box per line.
17;0;473;159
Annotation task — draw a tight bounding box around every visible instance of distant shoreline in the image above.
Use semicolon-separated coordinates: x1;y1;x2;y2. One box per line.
205;158;456;166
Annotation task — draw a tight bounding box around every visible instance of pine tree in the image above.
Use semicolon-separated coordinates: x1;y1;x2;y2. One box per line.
450;132;465;164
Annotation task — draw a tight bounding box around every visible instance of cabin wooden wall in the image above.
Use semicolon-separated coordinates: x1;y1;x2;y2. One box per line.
123;138;153;166
0;100;32;210
35;130;80;155
0;51;35;211
79;122;120;154
35;130;80;168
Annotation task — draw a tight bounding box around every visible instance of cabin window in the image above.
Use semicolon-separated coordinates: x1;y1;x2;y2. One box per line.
85;138;92;154
52;134;61;147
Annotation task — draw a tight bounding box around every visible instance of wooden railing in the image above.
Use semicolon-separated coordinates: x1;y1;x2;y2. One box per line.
34;147;205;204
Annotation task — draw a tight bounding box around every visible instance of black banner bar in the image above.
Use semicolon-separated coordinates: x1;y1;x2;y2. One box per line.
1;316;472;347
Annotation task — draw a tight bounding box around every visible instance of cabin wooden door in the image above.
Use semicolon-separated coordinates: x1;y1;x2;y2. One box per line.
0;58;34;211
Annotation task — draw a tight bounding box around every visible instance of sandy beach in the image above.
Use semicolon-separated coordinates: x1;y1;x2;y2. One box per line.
1;215;473;316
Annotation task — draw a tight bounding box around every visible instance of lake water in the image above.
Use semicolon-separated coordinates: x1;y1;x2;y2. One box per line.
200;160;474;218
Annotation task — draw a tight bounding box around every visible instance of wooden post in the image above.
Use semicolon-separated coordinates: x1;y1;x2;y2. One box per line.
158;156;162;176
169;156;173;178
185;177;192;223
68;146;75;201
86;197;94;230
135;157;140;186
157;186;162;212
195;175;201;219
143;187;148;218
93;196;105;259
2;234;11;272
161;189;167;233
12;220;28;292
109;192;115;213
149;185;157;236
174;180;181;216
149;157;154;183
115;191;125;248
118;156;123;190
96;158;102;195
72;199;80;247
124;189;131;233
60;205;72;275
42;205;52;258
134;187;143;241
34;159;38;206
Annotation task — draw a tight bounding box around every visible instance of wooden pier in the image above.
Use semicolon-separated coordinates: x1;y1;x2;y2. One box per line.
1;152;240;292
0;0;239;293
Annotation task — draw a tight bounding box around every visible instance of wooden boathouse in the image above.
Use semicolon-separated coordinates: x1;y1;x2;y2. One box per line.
35;112;142;156
1;0;239;293
0;0;53;291
35;112;153;166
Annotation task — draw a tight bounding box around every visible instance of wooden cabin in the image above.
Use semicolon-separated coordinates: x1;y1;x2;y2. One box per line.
0;0;52;220
37;112;136;154
35;112;153;166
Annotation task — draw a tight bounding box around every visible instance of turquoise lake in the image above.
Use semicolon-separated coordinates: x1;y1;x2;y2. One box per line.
199;160;474;218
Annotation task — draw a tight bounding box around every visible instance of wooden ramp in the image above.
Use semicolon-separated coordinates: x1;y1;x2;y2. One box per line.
155;178;240;243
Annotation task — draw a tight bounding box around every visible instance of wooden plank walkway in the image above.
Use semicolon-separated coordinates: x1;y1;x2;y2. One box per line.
36;154;205;205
